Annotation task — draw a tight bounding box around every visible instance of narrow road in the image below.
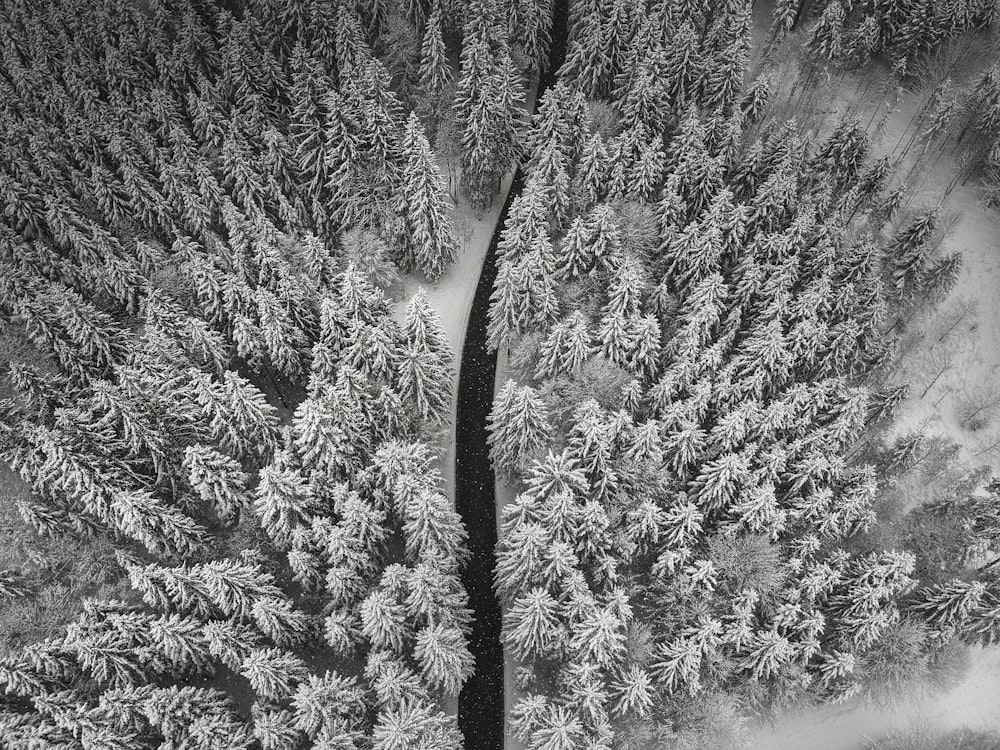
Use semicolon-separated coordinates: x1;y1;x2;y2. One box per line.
455;166;522;749
454;3;569;747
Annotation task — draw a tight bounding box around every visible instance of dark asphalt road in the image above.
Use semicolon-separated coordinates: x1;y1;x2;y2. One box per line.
454;1;569;748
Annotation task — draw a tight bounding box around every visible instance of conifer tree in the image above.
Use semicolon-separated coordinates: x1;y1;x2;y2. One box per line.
371;697;462;750
558;0;609;97
255;451;322;549
911;580;987;630
419;1;452;105
195;371;279;461
183;445;248;526
396;462;464;550
241;648;307;701
572;133;609;212
887;208;938;298
454;0;524;206
488;380;552;474
503;587;564;660
413;623;475;695
291;671;368;740
535;312;594;379
514;0;555;73
663;21;704;109
807;1;847;65
398;113;458;278
111;489;208;559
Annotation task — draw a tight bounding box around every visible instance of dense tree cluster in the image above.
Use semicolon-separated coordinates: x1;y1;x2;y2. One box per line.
763;2;998;205
487;0;998;746
908;62;1000;206
769;0;996;67
0;0;995;746
0;0;510;745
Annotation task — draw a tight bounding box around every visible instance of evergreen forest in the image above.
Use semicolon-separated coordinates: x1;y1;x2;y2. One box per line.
0;0;999;749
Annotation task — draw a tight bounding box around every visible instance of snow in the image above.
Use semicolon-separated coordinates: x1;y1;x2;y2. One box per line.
494;349;526;750
391;85;538;506
880;141;1000;476
388;23;1000;750
745;39;1000;750
391;167;518;503
749;648;1000;750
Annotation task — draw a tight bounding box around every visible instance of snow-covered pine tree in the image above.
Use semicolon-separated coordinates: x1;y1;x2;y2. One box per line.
886;208;938;298
455;0;525;207
183;445;248;526
255;450;323;549
398;112;458;278
534;311;595;379
488;380;552;474
419;1;452;105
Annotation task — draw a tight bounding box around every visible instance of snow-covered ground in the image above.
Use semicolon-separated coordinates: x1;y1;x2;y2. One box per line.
749;647;1000;750
391;167;517;504
749;42;1000;750
405;17;1000;748
875;101;1000;476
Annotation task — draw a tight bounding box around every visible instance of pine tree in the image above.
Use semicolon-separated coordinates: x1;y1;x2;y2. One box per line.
253;704;303;750
413;623;474;695
663;21;704;109
419;1;452;105
609;665;654;718
290;671;367;740
195;371;279;461
292;387;365;478
486;262;525;351
806;1;846;65
399;113;458;278
371;697;462;750
534;312;594;379
558;0;609;97
453;0;524;206
514;0;555;73
183;445;248;526
142;685;254;748
255;451;322;549
503;587;565;660
592;203;626;267
402;488;470;563
459;50;524;207
252;597;312;648
572;133;609;212
360;589;411;654
701;5;750;114
911;579;987;630
110;489;208;559
920;251;962;302
488;380;552;474
526;704;585;750
597;312;635;369
739;629;794;680
886;209;938;297
497;179;551;266
767;0;799;53
240;648;307;701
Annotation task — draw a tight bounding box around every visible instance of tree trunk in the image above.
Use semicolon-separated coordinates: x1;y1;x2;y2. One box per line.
977;555;1000;574
791;0;813;31
919;362;952;399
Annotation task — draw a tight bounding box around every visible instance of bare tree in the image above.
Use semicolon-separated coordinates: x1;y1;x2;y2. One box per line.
958;384;1000;432
910;336;960;400
927;296;976;347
